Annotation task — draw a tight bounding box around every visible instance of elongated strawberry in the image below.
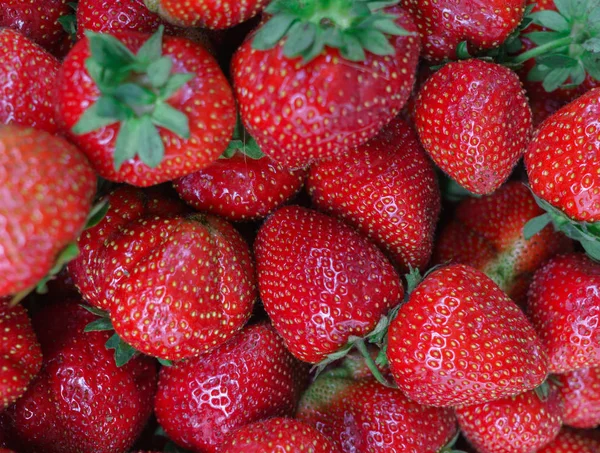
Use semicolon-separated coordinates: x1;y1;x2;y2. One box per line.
536;429;600;453
307;116;440;272
155;323;309;453
558;365;600;428
388;264;548;407
415;59;532;195
233;1;420;169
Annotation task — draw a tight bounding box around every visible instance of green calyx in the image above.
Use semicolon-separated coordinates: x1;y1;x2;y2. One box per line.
58;2;78;41
439;432;469;453
220;116;265;160
72;26;195;170
252;0;413;63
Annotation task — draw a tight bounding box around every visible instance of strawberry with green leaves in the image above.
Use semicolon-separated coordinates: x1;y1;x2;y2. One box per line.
557;365;600;428
57;26;236;187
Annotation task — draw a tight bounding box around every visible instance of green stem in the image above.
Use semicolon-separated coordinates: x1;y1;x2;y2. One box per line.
511;36;574;64
354;339;396;388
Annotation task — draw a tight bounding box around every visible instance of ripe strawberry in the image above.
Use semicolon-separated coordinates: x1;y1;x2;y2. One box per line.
233;2;420;169
57;27;236;187
415;59;532;195
388;264;548;407
0;298;42;410
456;383;563;453
4;301;156;453
557;365;600;428
154;323;309;453
307;116;440;272
68;186;256;361
536;429;600;453
255;205;403;365
0;124;96;298
528;253;600;373
434;181;571;305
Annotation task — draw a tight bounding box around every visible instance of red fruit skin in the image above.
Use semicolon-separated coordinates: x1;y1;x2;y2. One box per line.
4;301;157;453
154;323;309;453
174;152;306;221
528;253;600;374
57;32;236;187
0;29;60;134
0;299;42;410
232;7;420;169
254;206;404;363
0;125;96;297
434;181;572;305
415;59;532;195
307;116;441;272
399;0;525;61
525;88;600;222
536;429;600;453
558;365;600;429
456;384;563;453
388;264;548;407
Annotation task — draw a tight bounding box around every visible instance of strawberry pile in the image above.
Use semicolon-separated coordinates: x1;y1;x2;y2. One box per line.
0;0;600;452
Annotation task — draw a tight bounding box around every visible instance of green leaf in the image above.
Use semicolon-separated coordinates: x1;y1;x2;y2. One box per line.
569;62;586;86
542;66;571;91
340;33;365;61
322;27;343;48
525;31;564;46
372;16;410;35
582;239;600;261
356;29;395;55
72;102;119;135
527;64;550;82
148;57;173;88
114;118;141;170
58;14;77;37
405;266;422;294
536;53;578;68
366;0;398;11
151;102;190;138
157;358;173;366
456;41;471;59
114;83;156;106
86;31;136;68
95;96;128;119
253;14;298;50
553;0;573;18
84;317;114;332
530;10;570;31
524;214;552;239
582;51;600;81
80;304;109;317
301;31;326;62
583;37;600;53
283;21;317;58
85;199;110;229
136;25;164;63
241;138;265;159
105;333;137;367
160;73;194;100
137;116;165;168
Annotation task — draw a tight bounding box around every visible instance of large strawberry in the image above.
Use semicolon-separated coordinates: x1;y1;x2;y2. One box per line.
558;365;600;428
414;59;532;195
0;124;96;299
388;264;548;407
307;116;440;272
154;323;309;453
536;429;600;453
527;253;600;373
57;27;235;187
232;1;420;169
68;186;256;361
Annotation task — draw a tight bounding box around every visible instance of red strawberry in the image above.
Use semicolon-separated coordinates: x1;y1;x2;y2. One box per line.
307;116;441;272
527;253;600;373
57;27;236;187
415;59;532;195
221;417;340;453
455;383;563;453
0;298;42;410
434;181;572;305
536;429;600;453
4;301;156;453
388;264;548;407
254;205;404;365
0;124;96;298
154;323;309;453
0;29;60;134
68;186;256;361
558;365;600;428
232;3;420;169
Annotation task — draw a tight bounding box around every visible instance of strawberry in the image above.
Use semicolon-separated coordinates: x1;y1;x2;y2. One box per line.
307;116;441;272
434;181;571;305
57;27;236;187
3;301;157;453
387;264;548;407
154;323;309;453
455;383;563;453
68;186;257;361
0;124;96;298
0;298;42;410
254;205;404;369
232;2;420;169
557;365;600;428
414;59;532;195
527;253;600;373
536;429;600;453
221;417;340;453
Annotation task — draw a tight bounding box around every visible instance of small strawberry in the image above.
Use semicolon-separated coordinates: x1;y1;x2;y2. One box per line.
536;429;600;453
307;116;441;272
388;264;548;407
154;323;309;453
557;365;600;428
233;2;420;169
0;124;96;298
527;253;600;373
414;59;532;195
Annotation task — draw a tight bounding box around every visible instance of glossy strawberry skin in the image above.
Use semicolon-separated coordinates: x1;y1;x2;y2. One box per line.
57;31;236;187
525;88;600;222
174;152;306;221
232;7;420;169
154;323;309;453
0;125;96;297
255;206;404;363
415;59;532;195
558;365;600;429
388;264;548;407
528;253;600;374
307;116;441;272
536;429;600;453
456;384;563;453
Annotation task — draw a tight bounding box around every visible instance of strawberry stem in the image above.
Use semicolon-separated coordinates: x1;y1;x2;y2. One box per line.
354;338;396;388
511;36;574;64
